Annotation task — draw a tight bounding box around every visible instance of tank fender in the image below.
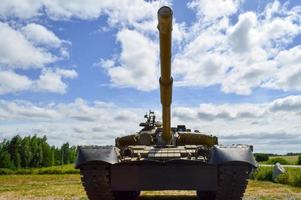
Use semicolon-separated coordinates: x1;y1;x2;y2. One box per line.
209;145;257;168
75;146;119;169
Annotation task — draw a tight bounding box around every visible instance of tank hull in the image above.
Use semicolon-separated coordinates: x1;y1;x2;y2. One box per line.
110;162;217;191
79;158;253;200
76;145;256;198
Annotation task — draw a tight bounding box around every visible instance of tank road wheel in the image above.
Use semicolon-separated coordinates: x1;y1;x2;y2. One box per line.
114;191;140;200
215;164;251;200
80;164;115;200
196;191;216;200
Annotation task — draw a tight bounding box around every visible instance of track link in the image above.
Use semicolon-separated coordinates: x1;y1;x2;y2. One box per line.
215;165;250;200
80;164;115;200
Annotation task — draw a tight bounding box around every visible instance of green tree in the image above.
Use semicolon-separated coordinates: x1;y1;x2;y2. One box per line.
8;135;22;169
0;150;13;168
0;140;13;168
20;136;32;168
61;143;70;164
53;147;62;165
30;135;43;167
41;136;52;167
1;135;77;168
69;146;77;164
254;153;269;162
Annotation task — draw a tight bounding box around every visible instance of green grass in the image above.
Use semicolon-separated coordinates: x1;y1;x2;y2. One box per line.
263;155;299;165
0;175;301;200
0;164;79;175
252;166;301;187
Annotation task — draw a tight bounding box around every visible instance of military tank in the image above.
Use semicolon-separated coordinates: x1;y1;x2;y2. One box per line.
76;6;257;200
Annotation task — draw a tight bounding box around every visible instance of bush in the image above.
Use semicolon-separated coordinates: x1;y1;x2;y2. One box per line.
254;153;269;162
252;166;273;181
294;173;301;187
15;169;33;175
267;158;288;165
37;168;79;174
251;166;301;188
0;168;14;175
275;173;289;184
297;155;301;165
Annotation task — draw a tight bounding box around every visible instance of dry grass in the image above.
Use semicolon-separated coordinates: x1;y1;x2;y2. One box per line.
0;175;301;200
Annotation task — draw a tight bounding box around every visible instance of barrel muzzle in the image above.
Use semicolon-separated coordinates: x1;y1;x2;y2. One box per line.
157;6;173;34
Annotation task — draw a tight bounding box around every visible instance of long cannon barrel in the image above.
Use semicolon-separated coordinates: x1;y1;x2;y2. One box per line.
157;6;173;143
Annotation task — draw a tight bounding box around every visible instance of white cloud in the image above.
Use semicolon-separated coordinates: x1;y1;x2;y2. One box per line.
0;68;77;95
0;0;170;24
172;95;301;153
0;70;32;94
172;0;301;95
227;12;257;53
0;21;74;95
269;95;301;112
1;0;301;95
263;46;301;91
0;98;145;146
0;22;56;69
188;0;241;20
33;68;78;94
0;95;300;153
0;0;42;19
101;29;158;91
21;23;62;48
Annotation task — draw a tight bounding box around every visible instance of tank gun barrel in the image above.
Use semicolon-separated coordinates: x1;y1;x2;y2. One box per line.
157;6;173;143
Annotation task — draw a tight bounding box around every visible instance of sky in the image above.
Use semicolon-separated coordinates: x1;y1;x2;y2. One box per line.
0;0;301;154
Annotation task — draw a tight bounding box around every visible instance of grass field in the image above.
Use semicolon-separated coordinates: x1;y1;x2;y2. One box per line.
0;164;78;175
0;174;300;200
268;155;299;165
258;155;300;165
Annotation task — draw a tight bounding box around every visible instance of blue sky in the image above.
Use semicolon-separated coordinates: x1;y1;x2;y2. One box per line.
0;0;301;153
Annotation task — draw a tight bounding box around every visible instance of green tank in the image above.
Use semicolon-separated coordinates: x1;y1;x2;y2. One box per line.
76;6;257;200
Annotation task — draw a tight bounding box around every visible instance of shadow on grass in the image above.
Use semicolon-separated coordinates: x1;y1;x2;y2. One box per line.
138;196;197;200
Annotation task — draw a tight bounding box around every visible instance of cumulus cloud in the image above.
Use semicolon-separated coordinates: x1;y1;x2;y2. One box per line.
0;0;43;19
21;23;62;48
0;22;56;69
0;0;170;24
100;29;158;91
269;95;301;112
1;0;301;95
0;0;171;92
33;68;77;94
0;68;77;95
173;0;301;95
0;95;300;152
228;12;257;53
0;70;32;94
263;46;301;91
0;21;74;95
172;95;301;153
188;0;241;20
0;98;144;146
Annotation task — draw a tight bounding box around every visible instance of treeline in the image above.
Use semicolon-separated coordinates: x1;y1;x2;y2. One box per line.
0;135;76;169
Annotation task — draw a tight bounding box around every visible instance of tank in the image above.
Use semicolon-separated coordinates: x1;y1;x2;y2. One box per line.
76;6;257;200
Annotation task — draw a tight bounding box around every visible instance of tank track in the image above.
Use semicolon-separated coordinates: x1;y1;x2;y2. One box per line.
80;164;115;200
215;165;250;200
197;164;250;200
80;164;140;200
